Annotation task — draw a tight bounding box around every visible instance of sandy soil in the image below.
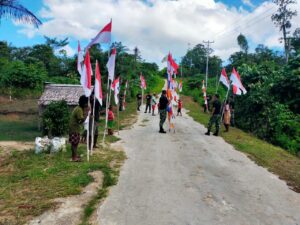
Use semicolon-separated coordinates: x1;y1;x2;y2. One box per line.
0;141;34;163
27;171;103;225
96;107;300;225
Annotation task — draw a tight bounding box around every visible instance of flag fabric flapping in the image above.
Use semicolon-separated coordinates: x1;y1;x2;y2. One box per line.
111;77;120;105
80;50;92;97
178;80;183;92
94;60;103;105
202;80;207;105
77;41;84;76
86;20;112;49
219;68;230;89
140;74;147;89
107;48;116;81
230;68;247;95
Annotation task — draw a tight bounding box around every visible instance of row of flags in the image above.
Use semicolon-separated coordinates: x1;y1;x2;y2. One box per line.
219;68;247;95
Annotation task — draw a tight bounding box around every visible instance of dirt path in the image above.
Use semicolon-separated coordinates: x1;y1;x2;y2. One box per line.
28;171;103;225
96;108;300;225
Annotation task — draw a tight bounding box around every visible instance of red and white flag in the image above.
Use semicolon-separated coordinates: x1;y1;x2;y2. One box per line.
106;48;116;81
123;80;128;110
77;41;84;76
111;77;120;105
219;68;230;89
94;60;103;105
86;20;112;49
140;74;146;89
178;80;183;92
230;68;247;95
80;50;92;97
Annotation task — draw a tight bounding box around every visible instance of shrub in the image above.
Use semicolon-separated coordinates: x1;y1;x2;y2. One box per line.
42;101;70;137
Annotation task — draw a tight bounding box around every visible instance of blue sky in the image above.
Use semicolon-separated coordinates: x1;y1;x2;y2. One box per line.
0;0;299;65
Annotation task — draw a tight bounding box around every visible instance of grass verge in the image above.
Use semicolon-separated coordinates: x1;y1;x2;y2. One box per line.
182;95;300;192
0;101;137;225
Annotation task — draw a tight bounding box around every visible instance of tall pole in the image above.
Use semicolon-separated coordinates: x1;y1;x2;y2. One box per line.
203;40;214;89
91;94;96;155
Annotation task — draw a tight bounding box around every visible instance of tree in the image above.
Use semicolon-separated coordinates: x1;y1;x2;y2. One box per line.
291;28;300;54
271;0;297;63
0;0;42;27
237;34;249;53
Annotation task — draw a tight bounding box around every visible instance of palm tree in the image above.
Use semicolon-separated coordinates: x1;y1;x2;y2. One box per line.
0;0;42;28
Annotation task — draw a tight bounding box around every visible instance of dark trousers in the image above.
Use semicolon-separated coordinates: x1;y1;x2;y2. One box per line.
208;114;220;132
145;104;151;113
159;109;167;128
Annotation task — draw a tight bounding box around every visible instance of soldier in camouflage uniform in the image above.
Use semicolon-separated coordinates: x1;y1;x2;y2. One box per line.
158;90;169;133
205;94;221;136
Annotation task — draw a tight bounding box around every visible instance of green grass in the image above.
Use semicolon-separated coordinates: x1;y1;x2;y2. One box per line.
0;100;138;225
0;145;126;225
182;95;300;192
0;115;40;142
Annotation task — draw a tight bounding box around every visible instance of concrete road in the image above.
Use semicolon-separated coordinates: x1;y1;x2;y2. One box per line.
97;109;300;225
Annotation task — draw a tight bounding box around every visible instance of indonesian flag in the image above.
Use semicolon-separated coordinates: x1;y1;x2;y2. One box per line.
178;80;183;92
94;60;103;105
111;77;120;105
80;50;92;97
167;53;174;76
219;68;230;89
86;20;112;49
123;80;128;110
106;48;116;81
230;68;247;95
77;41;84;76
140;74;146;89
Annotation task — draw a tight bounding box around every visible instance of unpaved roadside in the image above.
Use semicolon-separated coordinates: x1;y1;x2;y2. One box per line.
97;108;300;225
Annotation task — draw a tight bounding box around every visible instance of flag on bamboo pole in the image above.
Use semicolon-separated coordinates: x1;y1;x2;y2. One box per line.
123;80;128;110
80;50;92;97
94;60;103;105
111;77;120;105
178;80;183;92
230;68;247;95
106;48;116;81
140;74;146;89
77;41;84;76
219;68;230;89
86;20;112;49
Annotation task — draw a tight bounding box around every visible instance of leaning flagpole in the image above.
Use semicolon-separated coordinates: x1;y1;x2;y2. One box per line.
90;92;96;155
86;97;90;162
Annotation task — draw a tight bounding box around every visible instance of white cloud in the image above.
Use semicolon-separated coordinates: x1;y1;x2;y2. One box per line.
18;0;300;67
242;0;255;8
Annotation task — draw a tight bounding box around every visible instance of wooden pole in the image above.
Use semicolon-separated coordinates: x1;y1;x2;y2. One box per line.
87;97;90;162
91;95;96;155
117;101;120;134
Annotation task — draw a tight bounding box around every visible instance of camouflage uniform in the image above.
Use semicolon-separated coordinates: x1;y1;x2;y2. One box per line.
159;109;167;128
207;115;220;132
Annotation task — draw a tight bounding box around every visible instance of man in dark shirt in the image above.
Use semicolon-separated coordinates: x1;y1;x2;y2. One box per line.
136;93;142;111
144;92;152;113
205;94;221;136
158;90;169;133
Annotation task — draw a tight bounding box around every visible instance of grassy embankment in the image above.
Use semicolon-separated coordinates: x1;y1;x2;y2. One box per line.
0;96;137;225
182;95;300;193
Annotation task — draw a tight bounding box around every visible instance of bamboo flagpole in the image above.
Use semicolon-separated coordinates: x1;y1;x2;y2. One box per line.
90;94;96;155
86;97;91;162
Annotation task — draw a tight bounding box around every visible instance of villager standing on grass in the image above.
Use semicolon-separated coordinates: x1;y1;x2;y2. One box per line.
158;90;169;133
223;100;231;132
205;94;221;136
108;105;115;135
69;95;89;162
136;92;142;111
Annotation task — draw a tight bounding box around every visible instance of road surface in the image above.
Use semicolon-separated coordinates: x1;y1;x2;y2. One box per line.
97;108;300;225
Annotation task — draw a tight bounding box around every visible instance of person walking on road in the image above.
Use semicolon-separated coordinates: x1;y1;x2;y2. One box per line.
205;94;221;136
151;93;158;116
145;92;152;113
158;90;169;133
136;93;142;111
177;98;183;116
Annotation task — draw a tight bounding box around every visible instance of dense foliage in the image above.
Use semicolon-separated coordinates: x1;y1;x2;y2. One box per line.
42;101;70;137
181;36;300;154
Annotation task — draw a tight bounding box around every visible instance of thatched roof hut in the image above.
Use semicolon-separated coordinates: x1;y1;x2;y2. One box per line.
38;84;85;115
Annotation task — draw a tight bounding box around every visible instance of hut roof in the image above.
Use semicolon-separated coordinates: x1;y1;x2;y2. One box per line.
38;84;85;106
